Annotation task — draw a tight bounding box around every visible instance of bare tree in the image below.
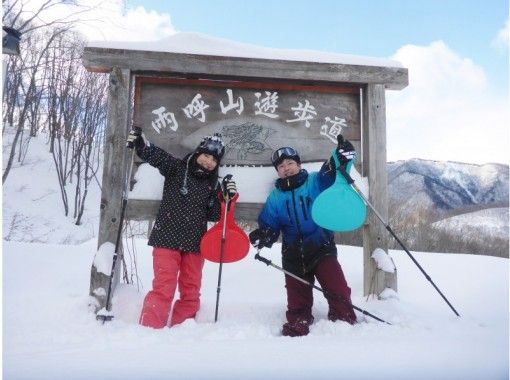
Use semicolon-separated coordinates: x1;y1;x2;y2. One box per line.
37;30;107;221
3;0;105;35
2;0;106;182
73;70;108;225
2;54;23;132
3;0;109;225
2;26;68;184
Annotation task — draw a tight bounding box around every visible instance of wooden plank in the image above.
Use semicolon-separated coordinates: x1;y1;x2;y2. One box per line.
82;47;408;90
89;67;132;311
362;84;398;297
133;76;361;165
137;76;361;94
125;199;264;222
125;199;159;220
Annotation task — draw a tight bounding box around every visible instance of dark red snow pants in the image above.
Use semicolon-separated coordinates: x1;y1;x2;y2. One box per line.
139;247;204;329
284;256;356;325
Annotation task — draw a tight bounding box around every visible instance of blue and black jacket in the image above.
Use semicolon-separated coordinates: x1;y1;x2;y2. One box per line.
258;161;338;276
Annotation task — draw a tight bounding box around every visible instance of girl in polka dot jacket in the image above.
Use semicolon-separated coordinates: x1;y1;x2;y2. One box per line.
127;131;237;329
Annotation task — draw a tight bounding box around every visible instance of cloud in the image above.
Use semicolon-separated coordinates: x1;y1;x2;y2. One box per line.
76;3;177;42
11;0;176;41
492;19;509;50
386;41;509;165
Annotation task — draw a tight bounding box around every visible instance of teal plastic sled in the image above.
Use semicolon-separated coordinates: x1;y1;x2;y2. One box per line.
311;151;367;232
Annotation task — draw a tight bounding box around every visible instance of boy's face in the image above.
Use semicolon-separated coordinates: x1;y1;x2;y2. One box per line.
196;153;218;171
276;158;301;179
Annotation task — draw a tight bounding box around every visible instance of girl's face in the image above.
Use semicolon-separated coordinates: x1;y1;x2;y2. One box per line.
196;153;218;171
276;159;300;179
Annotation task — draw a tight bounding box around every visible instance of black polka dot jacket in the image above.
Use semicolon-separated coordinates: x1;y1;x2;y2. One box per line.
136;144;222;253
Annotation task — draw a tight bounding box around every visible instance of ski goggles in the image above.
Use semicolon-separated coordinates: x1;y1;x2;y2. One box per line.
271;147;299;166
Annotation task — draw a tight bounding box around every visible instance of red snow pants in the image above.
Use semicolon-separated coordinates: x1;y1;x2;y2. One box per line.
285;256;356;325
139;247;204;329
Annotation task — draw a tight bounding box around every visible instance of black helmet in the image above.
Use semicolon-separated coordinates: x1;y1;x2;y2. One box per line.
195;133;225;161
271;147;301;168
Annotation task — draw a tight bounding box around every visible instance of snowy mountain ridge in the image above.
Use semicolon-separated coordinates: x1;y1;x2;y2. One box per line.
388;158;508;215
385;158;508;257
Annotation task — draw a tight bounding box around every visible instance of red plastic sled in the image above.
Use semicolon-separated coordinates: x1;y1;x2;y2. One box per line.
200;193;250;263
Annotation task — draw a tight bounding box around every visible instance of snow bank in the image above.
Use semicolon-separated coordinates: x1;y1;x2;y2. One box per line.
3;240;508;380
372;247;396;273
93;242;116;275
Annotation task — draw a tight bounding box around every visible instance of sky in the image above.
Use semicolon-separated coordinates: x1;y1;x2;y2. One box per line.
125;0;509;93
13;0;509;164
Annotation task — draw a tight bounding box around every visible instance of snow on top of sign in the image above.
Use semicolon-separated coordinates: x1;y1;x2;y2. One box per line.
87;31;402;68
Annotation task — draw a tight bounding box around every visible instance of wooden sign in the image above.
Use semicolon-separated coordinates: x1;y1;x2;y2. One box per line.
134;76;360;165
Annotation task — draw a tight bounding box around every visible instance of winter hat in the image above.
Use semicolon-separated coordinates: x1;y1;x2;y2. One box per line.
271;147;301;169
195;133;225;162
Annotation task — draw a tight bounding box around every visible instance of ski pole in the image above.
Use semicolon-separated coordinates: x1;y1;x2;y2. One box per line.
214;178;232;322
97;126;141;324
254;250;392;325
336;154;460;317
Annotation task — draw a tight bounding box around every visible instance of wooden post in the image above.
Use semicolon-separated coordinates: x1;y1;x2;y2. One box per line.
89;67;132;311
362;84;397;297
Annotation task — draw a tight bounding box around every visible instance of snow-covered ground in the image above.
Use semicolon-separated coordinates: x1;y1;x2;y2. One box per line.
433;207;509;240
3;239;508;380
2;130;509;379
2;131;101;245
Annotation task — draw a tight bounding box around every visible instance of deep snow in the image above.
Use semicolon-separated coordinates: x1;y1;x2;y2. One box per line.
2;238;508;380
2;124;508;380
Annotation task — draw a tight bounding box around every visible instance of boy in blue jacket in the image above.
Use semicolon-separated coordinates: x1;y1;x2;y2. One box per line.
249;139;357;337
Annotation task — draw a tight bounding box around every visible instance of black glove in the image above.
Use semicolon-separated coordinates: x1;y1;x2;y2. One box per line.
126;126;145;150
335;134;356;165
222;174;237;200
249;228;278;249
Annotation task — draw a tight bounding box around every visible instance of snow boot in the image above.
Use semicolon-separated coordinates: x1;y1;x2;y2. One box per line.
328;310;357;325
281;319;312;337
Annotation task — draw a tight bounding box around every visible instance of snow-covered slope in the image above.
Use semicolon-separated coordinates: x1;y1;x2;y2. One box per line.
2;130;102;244
432;207;509;240
2;129;508;379
3;239;509;380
